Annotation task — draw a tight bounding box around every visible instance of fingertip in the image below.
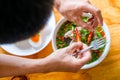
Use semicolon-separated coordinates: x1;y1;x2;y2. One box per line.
85;4;103;27
68;42;83;50
81;44;92;61
80;51;92;64
95;9;103;26
89;28;94;32
82;23;89;29
100;21;103;26
97;16;103;27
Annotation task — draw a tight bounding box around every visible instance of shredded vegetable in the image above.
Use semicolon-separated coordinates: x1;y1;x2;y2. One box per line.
56;21;106;63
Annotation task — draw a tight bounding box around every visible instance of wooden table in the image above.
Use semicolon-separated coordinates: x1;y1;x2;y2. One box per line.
0;0;120;80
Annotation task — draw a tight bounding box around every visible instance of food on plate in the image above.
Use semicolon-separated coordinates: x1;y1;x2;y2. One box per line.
56;21;106;63
29;33;41;47
31;33;40;43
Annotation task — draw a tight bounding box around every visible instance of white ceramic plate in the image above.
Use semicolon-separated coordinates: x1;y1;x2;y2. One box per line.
0;13;56;56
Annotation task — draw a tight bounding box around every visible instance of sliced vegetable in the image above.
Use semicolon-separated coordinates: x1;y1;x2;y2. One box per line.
97;26;102;32
81;36;86;43
96;31;102;38
87;52;99;64
74;28;81;42
80;29;89;36
93;50;99;53
31;34;40;43
61;36;65;42
96;26;105;37
87;32;93;44
102;32;105;37
82;17;89;23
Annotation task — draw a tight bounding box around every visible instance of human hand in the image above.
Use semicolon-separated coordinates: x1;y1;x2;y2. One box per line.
0;42;91;77
44;42;91;72
54;0;103;31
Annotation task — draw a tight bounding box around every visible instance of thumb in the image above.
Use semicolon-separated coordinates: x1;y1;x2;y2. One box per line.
77;44;92;65
67;42;83;52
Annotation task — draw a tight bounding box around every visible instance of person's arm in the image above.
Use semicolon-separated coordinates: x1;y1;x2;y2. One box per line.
54;0;103;31
0;54;48;77
0;42;91;78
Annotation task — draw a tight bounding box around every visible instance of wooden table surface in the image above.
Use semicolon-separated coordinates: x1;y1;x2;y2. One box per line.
1;0;120;80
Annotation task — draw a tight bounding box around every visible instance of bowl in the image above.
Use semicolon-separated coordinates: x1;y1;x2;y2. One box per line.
52;17;110;69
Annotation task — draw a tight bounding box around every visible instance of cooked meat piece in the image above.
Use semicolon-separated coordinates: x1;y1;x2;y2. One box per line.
64;38;72;45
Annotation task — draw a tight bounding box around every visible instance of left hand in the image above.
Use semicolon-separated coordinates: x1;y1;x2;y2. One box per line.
54;0;103;31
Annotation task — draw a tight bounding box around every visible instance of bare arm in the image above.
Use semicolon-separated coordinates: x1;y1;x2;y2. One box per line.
0;42;91;78
0;54;48;77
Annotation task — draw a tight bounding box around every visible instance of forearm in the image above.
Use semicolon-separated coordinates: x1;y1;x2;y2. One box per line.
0;54;48;77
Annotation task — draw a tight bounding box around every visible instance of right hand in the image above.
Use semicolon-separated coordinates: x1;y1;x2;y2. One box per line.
44;42;91;72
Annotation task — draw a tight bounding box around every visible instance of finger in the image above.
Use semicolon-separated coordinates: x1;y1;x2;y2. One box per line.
87;16;98;31
80;50;91;64
82;4;103;26
77;43;88;58
71;16;79;24
75;11;95;30
68;8;91;30
88;19;94;31
91;17;98;30
67;42;83;52
75;16;90;30
96;11;103;26
87;0;91;4
78;44;91;64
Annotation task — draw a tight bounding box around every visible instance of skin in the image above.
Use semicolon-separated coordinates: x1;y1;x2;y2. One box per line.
54;0;103;31
0;42;91;77
0;0;103;77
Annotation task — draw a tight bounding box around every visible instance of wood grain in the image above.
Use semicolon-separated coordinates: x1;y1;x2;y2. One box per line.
1;0;120;80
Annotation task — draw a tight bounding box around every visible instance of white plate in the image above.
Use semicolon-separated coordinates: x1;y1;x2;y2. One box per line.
0;13;56;56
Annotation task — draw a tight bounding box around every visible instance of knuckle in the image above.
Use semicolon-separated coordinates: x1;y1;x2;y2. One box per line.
63;47;69;52
88;55;92;61
76;22;82;27
82;24;88;29
86;53;92;61
95;8;101;13
71;42;77;46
